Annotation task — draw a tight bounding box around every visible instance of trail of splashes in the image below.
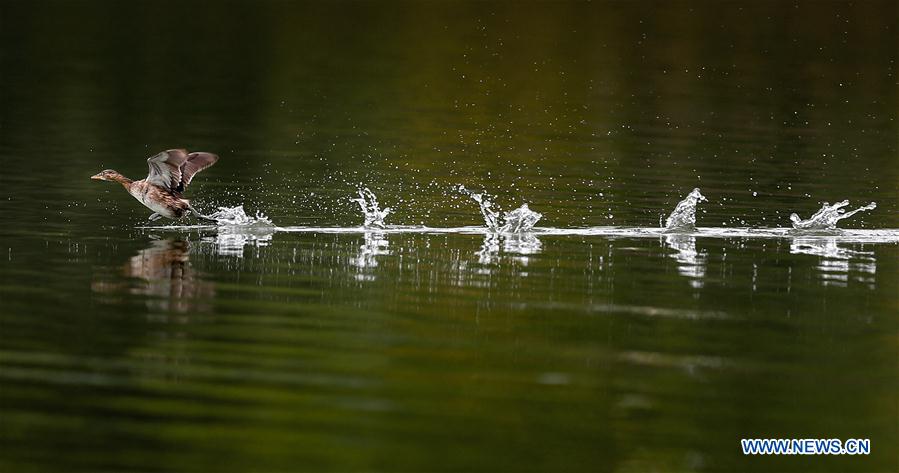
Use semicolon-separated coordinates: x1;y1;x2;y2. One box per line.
457;185;542;233
664;188;707;232
790;200;877;230
352;187;391;228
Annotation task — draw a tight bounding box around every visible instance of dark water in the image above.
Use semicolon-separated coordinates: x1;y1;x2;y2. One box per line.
1;1;897;472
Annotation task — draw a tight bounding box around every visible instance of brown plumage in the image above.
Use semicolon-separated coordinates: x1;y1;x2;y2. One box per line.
91;149;219;221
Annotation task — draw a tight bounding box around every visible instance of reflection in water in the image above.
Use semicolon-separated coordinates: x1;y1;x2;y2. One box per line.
202;225;275;257
663;234;706;288
503;233;542;261
477;233;542;266
266;232;547;290
353;231;390;275
477;234;501;265
790;238;876;288
92;239;214;312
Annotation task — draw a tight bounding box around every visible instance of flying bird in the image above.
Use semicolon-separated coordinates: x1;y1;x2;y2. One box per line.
91;149;219;221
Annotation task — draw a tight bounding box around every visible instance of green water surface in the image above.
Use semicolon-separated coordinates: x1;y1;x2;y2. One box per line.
0;1;897;472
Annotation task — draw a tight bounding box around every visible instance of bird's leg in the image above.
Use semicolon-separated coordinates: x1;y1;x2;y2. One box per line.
188;204;218;223
147;213;162;222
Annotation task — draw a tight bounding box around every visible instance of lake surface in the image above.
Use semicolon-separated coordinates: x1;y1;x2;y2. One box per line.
1;1;897;472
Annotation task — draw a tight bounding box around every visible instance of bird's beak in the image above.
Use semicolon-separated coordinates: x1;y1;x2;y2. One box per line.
91;173;104;181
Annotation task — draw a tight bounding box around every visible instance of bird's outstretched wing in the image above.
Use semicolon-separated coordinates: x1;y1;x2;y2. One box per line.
146;149;219;193
146;149;189;192
178;152;219;192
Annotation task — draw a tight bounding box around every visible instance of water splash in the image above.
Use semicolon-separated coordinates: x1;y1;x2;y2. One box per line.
458;185;542;233
501;204;543;233
789;200;877;230
458;185;501;230
664;188;707;231
352;188;391;228
207;205;273;227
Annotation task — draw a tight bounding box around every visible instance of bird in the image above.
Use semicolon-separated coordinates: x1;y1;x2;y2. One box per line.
91;149;219;222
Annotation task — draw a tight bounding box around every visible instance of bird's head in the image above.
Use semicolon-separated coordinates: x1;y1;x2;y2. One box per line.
91;169;119;181
91;169;130;185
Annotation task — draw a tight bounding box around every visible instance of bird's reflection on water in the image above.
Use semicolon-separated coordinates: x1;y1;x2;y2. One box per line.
93;224;280;311
92;238;214;313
